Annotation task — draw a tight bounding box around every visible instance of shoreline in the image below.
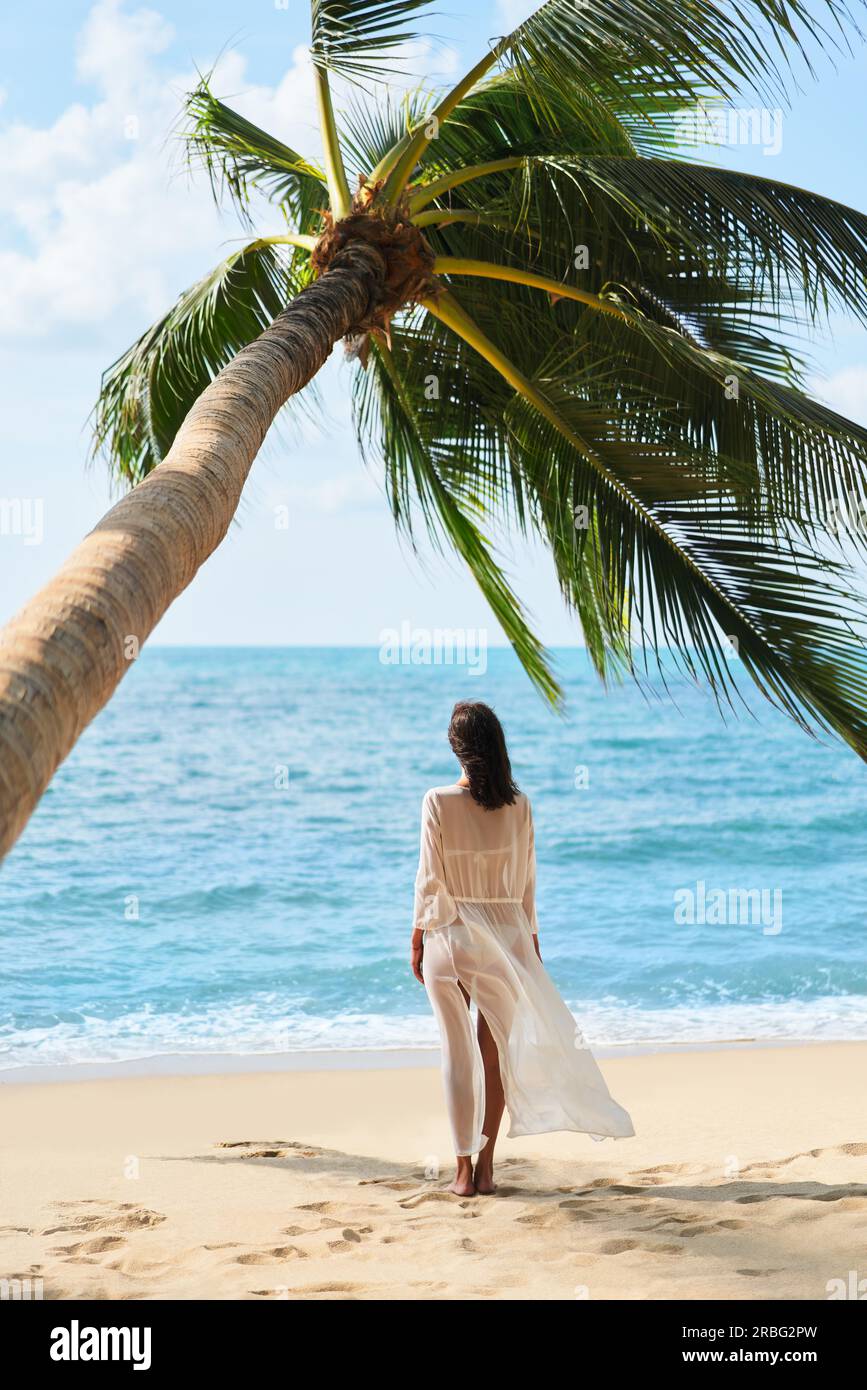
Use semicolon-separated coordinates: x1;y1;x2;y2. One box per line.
0;1033;857;1086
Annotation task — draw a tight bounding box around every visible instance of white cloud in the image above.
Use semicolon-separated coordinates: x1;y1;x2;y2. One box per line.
811;365;867;425
76;0;174;99
0;0;318;337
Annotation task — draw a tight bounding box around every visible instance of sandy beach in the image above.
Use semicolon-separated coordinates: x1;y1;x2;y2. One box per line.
1;1041;864;1301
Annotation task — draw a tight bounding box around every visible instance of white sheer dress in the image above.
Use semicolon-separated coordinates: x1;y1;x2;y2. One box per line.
415;785;634;1156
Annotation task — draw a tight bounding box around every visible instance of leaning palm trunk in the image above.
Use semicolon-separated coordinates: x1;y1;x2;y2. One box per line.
0;242;385;858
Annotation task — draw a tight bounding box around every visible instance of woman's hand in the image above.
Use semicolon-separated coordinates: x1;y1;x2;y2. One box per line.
532;933;542;963
410;928;425;984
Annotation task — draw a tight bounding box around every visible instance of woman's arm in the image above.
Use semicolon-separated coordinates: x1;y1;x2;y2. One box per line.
411;791;457;981
410;927;424;984
522;803;543;962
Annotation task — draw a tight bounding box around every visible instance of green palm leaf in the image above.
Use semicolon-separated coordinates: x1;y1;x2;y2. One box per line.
354;333;561;702
505;0;854;131
93;240;315;485
310;0;437;77
184;79;326;232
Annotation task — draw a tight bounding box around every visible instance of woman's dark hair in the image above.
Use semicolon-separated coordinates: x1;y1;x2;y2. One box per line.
447;701;519;811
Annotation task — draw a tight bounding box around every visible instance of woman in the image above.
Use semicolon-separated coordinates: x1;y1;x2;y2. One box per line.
411;700;633;1196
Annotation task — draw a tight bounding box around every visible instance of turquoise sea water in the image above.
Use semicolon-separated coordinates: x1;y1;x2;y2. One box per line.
1;645;865;1070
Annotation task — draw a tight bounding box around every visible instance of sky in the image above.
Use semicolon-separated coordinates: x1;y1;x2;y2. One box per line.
0;0;865;647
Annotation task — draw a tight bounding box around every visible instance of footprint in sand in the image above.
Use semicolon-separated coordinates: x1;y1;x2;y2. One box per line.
641;1213;702;1231
633;1162;705;1177
358;1178;418;1191
235;1247;308;1264
216;1139;284;1148
398;1190;472;1209
283;1281;361;1297
251;1280;363;1298
599;1238;638;1255
336;1228;363;1245
108;1255;175;1277
50;1236;127;1256
215;1140;322;1159
558;1204;600;1223
515;1210;555;1227
740;1142;867;1176
41;1204;165;1237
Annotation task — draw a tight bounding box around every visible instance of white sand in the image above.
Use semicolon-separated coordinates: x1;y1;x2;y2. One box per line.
1;1041;865;1300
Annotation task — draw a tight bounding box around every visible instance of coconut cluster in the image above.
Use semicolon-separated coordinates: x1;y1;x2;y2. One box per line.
311;188;438;341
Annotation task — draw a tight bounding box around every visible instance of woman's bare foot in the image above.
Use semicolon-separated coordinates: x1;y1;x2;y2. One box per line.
449;1157;475;1196
473;1159;497;1194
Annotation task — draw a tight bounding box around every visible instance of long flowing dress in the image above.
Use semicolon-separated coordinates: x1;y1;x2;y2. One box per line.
415;785;634;1156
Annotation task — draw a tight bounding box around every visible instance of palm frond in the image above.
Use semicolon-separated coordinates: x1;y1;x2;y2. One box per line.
352;335;561;703
340;85;433;185
93;240;315;485
416;148;867;342
376;0;860;202
508;0;856;126
183;78;326;232
428;260;867;552
544;157;867;329
310;0;437;78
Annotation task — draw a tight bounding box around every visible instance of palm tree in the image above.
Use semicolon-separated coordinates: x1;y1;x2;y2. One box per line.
2;0;867;860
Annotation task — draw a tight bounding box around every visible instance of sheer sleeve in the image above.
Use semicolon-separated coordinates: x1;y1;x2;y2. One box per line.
522;801;539;934
413;791;458;933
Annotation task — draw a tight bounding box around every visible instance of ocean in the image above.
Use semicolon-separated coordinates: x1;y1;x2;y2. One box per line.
1;645;865;1071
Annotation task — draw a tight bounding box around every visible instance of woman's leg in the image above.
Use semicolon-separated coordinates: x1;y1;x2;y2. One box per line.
449;931;511;1195
472;1008;505;1194
455;983;505;1191
423;934;486;1194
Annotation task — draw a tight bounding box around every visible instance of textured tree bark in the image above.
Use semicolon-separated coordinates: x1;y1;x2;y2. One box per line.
0;241;386;860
